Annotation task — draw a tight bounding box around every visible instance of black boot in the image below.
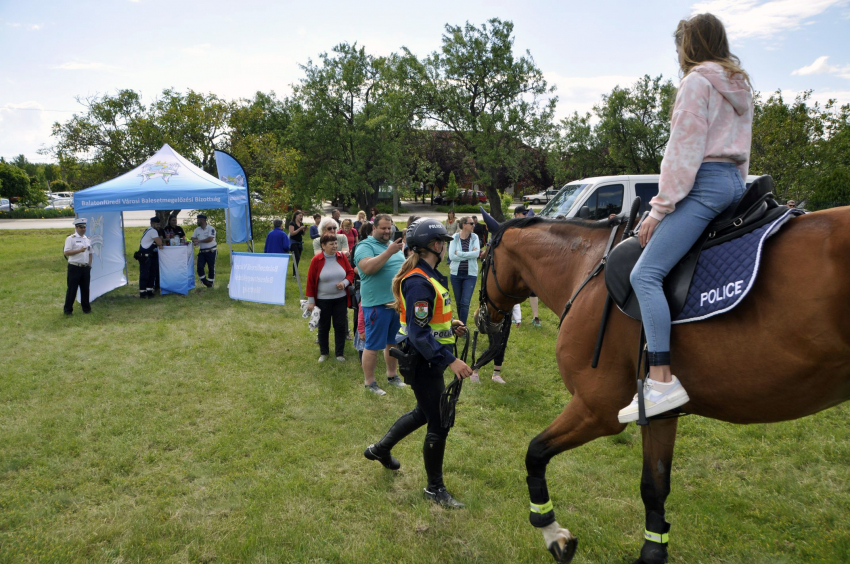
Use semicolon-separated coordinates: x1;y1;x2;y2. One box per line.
422;433;464;509
364;409;425;470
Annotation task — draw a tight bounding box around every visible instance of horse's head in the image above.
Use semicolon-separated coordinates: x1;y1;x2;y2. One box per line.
472;208;532;336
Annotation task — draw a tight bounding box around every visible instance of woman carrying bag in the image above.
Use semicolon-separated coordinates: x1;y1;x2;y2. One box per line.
306;233;356;362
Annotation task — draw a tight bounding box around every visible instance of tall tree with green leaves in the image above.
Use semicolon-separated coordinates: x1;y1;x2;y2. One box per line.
0;163;42;207
49;88;234;222
552;75;675;185
289;43;419;211
409;18;556;220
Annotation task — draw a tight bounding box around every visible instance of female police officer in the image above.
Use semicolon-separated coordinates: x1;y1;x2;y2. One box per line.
363;218;473;508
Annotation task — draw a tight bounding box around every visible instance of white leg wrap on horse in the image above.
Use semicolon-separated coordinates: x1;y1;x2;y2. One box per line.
542;521;573;547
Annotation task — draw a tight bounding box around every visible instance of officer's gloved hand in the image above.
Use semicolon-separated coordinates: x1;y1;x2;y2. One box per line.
452;320;467;337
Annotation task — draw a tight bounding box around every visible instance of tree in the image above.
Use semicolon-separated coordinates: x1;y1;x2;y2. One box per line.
595;75;676;174
288;43;419;211
411;18;557;220
50;88;235;223
750;90;822;203
445;170;459;208
808;166;850;210
551;75;675;185
49;179;71;193
0;163;35;206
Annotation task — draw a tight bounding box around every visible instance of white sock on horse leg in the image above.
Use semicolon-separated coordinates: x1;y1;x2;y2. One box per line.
541;521;572;547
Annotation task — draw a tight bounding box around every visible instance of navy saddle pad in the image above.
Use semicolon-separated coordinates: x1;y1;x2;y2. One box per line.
606;207;803;324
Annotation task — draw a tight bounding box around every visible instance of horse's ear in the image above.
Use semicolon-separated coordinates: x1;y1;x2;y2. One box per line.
481;207;501;233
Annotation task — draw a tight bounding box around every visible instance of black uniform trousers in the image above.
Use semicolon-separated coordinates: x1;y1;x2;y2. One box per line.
409;363;449;439
64;264;91;314
197;249;216;282
139;253;157;296
316;296;348;357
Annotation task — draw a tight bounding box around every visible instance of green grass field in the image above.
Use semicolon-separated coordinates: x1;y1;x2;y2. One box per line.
1;227;848;564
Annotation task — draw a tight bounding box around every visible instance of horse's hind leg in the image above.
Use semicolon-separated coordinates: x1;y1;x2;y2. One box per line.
632;418;678;564
525;396;624;564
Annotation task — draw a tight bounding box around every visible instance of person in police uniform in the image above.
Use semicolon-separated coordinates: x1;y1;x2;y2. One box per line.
363;218;473;508
191;214;217;287
63;217;93;314
138;217;163;298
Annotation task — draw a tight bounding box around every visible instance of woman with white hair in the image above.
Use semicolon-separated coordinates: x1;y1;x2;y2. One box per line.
312;218;350;258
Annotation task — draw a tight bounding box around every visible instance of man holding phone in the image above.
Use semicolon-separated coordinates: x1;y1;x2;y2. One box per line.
354;214;406;396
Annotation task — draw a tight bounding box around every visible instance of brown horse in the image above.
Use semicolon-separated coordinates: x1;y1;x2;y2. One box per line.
474;207;850;564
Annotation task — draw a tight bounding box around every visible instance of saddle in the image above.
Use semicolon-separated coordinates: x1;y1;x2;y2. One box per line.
605;175;786;321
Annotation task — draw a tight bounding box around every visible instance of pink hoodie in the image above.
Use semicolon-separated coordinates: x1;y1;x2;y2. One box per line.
649;62;753;221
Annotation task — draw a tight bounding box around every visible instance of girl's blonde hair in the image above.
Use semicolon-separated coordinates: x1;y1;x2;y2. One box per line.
357;210;367;221
392;251;422;313
341;218;353;230
675;13;751;88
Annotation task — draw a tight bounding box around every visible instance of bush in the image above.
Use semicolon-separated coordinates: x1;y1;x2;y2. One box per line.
49;179;72;193
0;207;76;219
373;203;408;215
435;204;490;213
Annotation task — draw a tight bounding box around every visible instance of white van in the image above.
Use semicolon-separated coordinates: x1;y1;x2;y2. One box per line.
538;174;761;220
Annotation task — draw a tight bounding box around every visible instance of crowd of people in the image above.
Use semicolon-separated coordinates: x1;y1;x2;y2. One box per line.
288;204;548;394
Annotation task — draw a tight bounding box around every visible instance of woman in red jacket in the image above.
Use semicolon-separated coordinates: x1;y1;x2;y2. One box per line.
306;234;356;362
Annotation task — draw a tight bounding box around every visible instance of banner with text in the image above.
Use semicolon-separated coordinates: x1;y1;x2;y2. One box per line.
76;211;126;302
159;245;195;296
229;252;289;305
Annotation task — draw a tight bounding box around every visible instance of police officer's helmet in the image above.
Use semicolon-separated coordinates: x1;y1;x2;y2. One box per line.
406;218;452;252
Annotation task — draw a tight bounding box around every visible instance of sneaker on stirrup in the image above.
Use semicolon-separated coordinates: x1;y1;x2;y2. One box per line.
617;376;689;424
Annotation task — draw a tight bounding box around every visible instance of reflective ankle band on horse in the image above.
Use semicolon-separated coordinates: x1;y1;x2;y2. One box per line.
398;268;454;345
644;529;669;544
530;500;554;514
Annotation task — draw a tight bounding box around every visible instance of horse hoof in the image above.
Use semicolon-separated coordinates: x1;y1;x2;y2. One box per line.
547;530;578;564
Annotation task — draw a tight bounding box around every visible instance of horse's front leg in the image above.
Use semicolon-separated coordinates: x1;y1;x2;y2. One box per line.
525;395;625;564
633;418;679;564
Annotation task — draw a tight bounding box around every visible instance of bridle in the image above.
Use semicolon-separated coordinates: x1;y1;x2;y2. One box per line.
470;227;533;369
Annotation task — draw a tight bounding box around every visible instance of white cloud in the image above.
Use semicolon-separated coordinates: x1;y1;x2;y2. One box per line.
689;0;848;40
0;102;57;162
545;73;640;121
6;22;21;27
29;24;42;31
52;61;118;71
791;56;850;78
181;43;212;55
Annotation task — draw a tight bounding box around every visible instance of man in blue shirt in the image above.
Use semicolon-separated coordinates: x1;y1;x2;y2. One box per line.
354;214;406;395
264;219;291;254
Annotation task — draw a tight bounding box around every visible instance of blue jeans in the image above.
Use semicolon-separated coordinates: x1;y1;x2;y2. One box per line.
630;163;745;362
450;274;477;325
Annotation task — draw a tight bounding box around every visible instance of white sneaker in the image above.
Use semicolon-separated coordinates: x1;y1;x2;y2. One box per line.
318;355;327;362
336;356;346;362
617;376;689;424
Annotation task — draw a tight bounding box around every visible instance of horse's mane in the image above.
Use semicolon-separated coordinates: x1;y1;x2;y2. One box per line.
490;215;621;250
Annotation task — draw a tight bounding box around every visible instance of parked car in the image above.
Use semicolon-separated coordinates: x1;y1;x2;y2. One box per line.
539;174;762;221
523;188;560;205
437;189;487;205
45;198;73;210
1;198;10;212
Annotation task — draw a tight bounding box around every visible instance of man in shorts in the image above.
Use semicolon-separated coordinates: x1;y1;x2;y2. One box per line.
354;214;406;395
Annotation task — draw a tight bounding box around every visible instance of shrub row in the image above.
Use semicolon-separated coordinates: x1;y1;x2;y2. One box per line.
0;208;77;219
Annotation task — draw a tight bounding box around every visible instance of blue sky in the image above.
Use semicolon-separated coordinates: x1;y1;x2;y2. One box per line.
1;0;849;162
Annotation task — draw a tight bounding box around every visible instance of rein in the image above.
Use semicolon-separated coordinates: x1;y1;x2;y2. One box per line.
557;223;621;328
